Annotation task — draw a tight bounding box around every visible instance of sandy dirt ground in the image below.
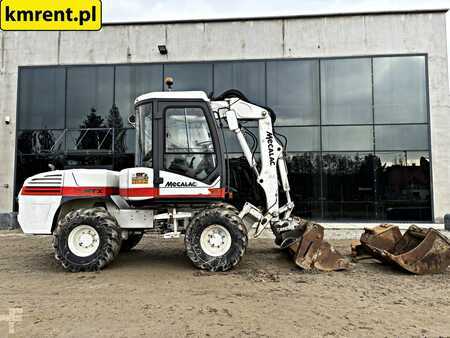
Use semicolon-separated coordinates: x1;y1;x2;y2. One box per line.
0;230;449;337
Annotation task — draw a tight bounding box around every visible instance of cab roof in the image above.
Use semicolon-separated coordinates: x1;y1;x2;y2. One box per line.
135;91;210;105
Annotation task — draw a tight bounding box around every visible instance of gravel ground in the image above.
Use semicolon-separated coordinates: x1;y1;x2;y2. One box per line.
0;230;449;337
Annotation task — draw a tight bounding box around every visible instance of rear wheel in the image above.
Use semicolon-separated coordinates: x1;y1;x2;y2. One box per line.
185;206;248;272
120;232;144;252
53;207;121;272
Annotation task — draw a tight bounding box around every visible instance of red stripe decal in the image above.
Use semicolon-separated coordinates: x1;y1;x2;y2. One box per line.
62;187;120;197
21;186;119;197
21;186;225;199
21;187;62;196
119;187;225;199
119;187;159;198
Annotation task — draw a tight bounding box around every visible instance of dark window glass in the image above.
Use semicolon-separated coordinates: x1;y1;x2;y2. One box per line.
213;62;265;105
267;60;320;125
18;67;65;129
64;154;113;170
114;129;135;154
14;57;433;222
373;56;427;124
321;58;372;125
66;129;113;153
17;130;64;154
66;66;114;128
322;152;375;219
375;151;431;221
164;63;213;92
322;126;373;151
115;65;162;122
15;154;65;187
285;152;322;218
375;125;429;151
276;127;320;152
222;127;259;154
114;154;135;172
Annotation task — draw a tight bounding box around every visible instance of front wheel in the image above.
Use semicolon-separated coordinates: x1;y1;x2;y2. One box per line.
185;207;248;272
53;208;122;272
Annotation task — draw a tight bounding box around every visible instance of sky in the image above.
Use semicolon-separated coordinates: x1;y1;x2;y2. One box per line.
102;0;450;84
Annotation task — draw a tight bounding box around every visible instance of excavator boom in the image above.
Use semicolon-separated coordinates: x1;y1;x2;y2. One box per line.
211;91;349;271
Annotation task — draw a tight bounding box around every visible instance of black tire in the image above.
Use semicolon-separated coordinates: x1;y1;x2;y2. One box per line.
209;202;239;212
185;207;248;272
53;207;122;272
120;232;144;252
190;202;239;225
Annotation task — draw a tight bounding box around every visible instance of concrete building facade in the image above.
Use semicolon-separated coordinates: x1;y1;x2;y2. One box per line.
0;9;449;222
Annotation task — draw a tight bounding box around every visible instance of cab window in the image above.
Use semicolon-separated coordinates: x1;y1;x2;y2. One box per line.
164;107;216;180
136;103;153;167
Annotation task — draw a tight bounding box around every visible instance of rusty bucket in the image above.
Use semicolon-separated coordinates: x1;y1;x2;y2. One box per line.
357;224;450;274
286;222;350;272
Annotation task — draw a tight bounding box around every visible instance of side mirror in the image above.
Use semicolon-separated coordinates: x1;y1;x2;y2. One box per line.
128;114;136;127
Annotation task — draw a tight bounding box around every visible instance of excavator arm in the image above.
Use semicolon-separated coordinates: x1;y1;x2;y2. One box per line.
211;97;295;237
211;95;350;271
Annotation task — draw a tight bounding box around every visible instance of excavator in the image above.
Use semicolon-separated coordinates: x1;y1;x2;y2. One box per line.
17;79;350;272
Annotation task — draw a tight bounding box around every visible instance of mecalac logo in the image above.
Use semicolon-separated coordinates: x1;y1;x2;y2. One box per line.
165;181;197;188
266;132;276;166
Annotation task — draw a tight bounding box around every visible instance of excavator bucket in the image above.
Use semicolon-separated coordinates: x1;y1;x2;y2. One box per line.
279;221;350;272
356;224;450;274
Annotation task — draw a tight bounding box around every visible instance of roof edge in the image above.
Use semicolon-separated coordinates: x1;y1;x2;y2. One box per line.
103;8;449;26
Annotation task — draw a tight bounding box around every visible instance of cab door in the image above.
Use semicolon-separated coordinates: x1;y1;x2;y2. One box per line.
155;101;225;200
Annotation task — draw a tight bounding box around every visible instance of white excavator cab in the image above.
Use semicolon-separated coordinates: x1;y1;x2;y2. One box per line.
122;91;226;203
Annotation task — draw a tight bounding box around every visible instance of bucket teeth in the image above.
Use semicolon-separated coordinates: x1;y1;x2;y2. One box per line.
281;221;351;272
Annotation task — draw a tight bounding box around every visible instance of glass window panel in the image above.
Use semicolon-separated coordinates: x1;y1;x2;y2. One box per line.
165;108;214;153
64;154;113;170
164;63;213;92
373;56;427;124
18;67;65;129
375;125;428;151
267;60;320;125
322;152;375;219
115;65;162;123
164;154;217;181
285;152;322;218
321;58;372;125
322;126;373;151
213;62;265;106
222;128;259;154
66;66;114;129
17;130;65;154
66;129;113;153
276;127;320;152
375;151;431;221
114;154;135;172
114;129;135;154
140;104;153;167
